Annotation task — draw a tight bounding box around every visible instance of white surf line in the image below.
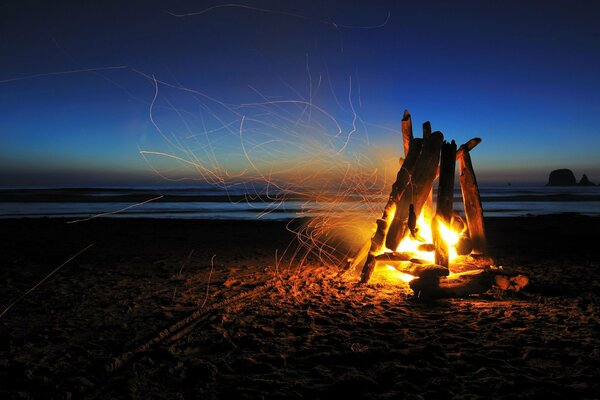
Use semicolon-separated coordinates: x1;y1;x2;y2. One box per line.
66;195;165;224
0;243;94;319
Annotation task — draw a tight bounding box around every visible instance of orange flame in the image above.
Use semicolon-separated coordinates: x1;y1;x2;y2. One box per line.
370;211;463;285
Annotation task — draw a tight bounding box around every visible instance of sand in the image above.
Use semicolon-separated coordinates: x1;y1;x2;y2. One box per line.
1;215;599;399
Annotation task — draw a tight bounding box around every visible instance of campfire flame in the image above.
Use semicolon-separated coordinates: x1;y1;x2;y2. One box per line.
372;211;463;284
436;218;460;259
385;265;416;282
394;214;433;261
391;213;461;263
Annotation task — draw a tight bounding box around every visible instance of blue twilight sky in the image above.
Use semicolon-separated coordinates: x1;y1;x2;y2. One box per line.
1;0;599;186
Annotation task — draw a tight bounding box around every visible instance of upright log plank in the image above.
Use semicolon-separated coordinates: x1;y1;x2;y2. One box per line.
422;121;434;222
458;141;487;254
422;121;432;139
359;139;423;283
402;110;413;158
433;140;457;267
385;131;443;252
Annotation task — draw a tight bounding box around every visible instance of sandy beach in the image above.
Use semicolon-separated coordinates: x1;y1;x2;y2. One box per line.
1;215;599;399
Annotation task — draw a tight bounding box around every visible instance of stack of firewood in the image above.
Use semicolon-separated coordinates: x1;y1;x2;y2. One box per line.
344;111;528;297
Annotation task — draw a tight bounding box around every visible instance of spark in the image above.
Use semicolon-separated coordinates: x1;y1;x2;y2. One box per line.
0;243;94;319
0;66;127;84
168;4;391;30
67;195;165;224
199;255;216;310
139;72;395;277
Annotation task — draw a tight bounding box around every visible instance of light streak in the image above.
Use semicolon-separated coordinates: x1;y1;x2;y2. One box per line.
138;71;399;278
0;66;127;84
168;4;391;30
0;243;94;319
67;195;165;224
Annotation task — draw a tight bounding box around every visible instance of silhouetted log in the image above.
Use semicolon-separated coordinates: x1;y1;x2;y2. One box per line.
463;254;494;268
359;139;424;283
402;110;413;157
410;268;529;298
451;212;466;233
389;262;449;279
422;121;432;139
391;139;423;201
385;131;443;251
410;269;492;298
455;137;481;159
455;237;473;256
433;140;457;268
458;140;487;254
422;121;434;222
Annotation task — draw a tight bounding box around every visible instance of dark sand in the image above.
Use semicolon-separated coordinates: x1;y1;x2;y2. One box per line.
1;215;599;399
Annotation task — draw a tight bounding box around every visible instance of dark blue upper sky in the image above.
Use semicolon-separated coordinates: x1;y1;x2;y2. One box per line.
1;0;599;186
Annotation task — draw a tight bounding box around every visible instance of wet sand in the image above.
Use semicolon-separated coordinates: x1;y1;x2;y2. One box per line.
1;215;599;399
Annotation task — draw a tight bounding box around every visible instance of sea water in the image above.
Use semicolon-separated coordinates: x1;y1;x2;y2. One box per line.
1;185;600;220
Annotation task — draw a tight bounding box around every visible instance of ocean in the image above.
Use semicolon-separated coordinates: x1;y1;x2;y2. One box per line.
1;185;600;220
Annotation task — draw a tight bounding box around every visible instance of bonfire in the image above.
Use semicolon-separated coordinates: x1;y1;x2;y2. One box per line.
344;111;529;298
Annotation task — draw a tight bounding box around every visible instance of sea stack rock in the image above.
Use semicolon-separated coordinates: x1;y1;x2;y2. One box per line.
547;169;577;186
579;174;595;186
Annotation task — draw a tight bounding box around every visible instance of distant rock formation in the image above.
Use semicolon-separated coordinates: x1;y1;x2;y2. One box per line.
579;174;596;186
547;169;577;186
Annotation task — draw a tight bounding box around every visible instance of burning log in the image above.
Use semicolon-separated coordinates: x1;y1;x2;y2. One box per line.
417;243;435;252
385;131;443;251
359;138;424;283
458;138;487;254
433;140;457;268
374;252;412;262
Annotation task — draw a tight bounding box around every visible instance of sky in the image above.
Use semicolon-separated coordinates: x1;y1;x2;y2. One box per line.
1;0;600;187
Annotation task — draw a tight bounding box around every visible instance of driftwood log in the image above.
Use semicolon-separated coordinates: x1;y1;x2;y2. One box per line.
340;239;370;275
421;121;434;222
433;140;457;268
359;138;424;283
373;252;412;262
385;131;443;251
388;262;449;279
359;137;425;283
409;268;529;299
402;110;413;157
458;138;487;254
356;112;498;286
